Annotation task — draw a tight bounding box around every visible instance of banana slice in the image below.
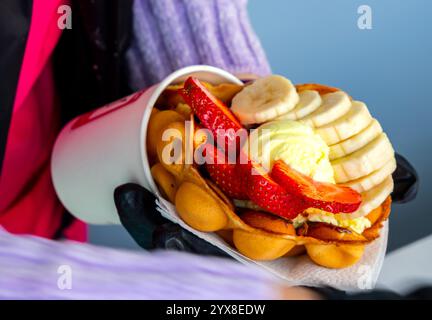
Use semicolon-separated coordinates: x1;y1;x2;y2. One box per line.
329;119;383;160
231;75;299;125
276;90;322;120
339;176;394;219
331;133;394;183
315;101;372;145
342;157;397;193
300;91;351;127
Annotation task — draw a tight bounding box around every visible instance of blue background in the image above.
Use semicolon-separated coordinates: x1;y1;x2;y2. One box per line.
90;0;432;251
247;0;432;250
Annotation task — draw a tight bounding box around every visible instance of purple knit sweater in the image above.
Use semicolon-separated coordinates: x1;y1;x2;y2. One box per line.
0;228;276;299
126;0;271;89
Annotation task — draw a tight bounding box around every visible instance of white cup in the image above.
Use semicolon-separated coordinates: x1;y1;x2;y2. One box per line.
51;65;242;225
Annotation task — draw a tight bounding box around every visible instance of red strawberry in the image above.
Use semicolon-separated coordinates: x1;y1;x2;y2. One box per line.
180;77;244;154
271;160;362;214
204;144;249;199
246;161;307;219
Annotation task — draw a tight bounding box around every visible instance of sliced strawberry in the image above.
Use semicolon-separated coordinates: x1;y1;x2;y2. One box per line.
204;144;249;199
271;160;362;214
180;77;244;153
246;161;307;219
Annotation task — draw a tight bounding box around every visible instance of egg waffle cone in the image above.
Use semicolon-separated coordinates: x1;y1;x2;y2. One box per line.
296;83;341;95
149;82;393;269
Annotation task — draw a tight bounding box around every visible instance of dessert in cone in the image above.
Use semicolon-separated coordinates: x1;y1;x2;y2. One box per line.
148;76;395;269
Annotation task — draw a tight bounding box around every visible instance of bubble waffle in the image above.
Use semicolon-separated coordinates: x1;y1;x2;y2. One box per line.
148;80;395;269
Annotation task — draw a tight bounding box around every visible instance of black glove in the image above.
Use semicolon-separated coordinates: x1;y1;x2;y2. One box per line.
114;183;228;257
392;153;419;203
312;285;432;300
114;153;418;255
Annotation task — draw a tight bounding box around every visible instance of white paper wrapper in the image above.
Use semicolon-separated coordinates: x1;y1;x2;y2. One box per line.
156;197;388;291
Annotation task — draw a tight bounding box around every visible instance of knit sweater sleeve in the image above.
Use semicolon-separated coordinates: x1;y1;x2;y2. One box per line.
126;0;271;89
0;228;276;299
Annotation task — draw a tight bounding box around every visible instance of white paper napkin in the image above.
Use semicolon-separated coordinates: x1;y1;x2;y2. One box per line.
156;197;388;291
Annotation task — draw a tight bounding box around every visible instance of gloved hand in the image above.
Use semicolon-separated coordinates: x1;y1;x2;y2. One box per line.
114;153;418;254
392;153;419;203
114;183;228;257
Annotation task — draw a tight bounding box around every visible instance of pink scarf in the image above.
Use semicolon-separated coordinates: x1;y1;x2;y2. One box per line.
0;0;86;241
